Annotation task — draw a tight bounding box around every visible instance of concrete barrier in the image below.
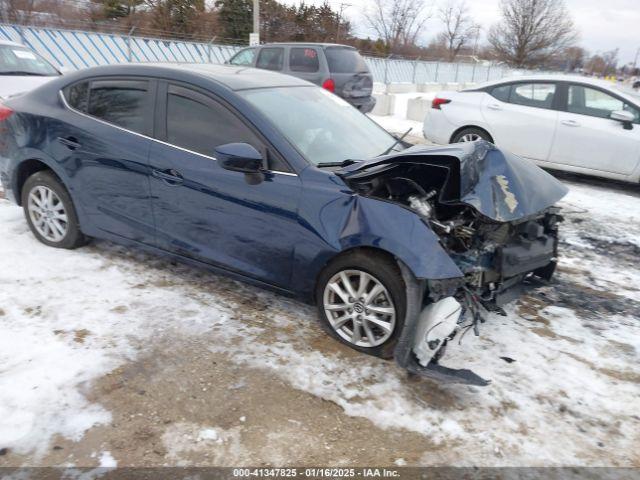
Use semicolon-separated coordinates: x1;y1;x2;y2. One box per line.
407;98;432;122
372;93;396;116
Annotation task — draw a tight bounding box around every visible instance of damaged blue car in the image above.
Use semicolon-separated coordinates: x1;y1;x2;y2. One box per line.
0;64;568;385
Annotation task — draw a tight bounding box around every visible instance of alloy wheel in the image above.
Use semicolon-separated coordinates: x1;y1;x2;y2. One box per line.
27;185;68;242
460;133;482;142
323;269;396;348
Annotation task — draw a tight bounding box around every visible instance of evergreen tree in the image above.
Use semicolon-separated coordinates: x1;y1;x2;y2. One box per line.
215;0;252;42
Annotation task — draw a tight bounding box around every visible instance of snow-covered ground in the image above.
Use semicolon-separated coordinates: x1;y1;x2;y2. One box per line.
0;150;639;467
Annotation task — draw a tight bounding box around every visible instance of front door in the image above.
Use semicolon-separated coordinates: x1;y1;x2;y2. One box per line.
549;84;640;175
147;83;302;288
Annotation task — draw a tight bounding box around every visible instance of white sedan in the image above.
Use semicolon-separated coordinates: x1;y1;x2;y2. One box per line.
423;75;640;183
0;39;61;99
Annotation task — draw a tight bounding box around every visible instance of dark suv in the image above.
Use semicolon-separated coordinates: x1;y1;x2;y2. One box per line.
228;43;376;113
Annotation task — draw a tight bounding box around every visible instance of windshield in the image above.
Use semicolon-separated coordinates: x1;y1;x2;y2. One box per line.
0;45;59;76
240;86;401;165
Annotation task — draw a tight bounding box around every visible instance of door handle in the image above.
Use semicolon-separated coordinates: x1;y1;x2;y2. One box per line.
152;168;184;185
561;120;580;127
487;104;502;110
57;136;81;150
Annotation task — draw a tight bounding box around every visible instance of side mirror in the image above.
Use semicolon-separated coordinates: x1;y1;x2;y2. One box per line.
215;143;264;173
611;110;635;130
215;142;265;185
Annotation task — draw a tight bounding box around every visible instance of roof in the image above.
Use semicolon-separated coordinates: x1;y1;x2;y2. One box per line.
261;42;355;48
471;74;640;105
64;62;312;91
476;74;618;90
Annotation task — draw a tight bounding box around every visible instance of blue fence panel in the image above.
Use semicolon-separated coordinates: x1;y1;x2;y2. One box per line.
0;23;557;84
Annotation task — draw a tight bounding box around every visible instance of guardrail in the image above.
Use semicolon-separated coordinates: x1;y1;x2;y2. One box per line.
0;23;555;84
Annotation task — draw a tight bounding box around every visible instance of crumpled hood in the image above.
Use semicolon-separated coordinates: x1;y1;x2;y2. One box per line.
338;141;569;222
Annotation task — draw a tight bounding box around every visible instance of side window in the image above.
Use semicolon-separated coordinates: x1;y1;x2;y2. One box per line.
490;84;511;102
510;83;556;109
289;48;319;73
256;48;284;71
64;81;89;112
568;85;639;122
229;48;256;66
87;80;149;134
165;86;290;172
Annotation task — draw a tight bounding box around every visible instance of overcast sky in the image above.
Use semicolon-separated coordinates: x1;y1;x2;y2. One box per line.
287;0;640;65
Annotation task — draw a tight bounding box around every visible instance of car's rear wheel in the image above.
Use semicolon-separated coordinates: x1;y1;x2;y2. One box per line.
316;250;406;358
452;127;492;143
22;170;87;249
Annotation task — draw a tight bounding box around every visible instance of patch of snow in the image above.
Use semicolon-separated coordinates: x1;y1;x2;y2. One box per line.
0;200;232;457
98;451;117;468
162;422;244;465
197;428;219;442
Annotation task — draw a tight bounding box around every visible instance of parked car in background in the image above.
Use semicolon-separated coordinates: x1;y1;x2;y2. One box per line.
0;39;61;99
228;43;376;113
423;75;640;183
0;64;568;385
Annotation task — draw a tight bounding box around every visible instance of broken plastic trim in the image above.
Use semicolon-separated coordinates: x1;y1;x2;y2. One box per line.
395;262;490;387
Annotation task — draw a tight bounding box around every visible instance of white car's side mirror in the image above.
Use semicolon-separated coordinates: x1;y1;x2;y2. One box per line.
610;110;635;130
59;66;73;75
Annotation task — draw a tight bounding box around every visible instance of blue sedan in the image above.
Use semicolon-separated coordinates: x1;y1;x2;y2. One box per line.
0;64;567;385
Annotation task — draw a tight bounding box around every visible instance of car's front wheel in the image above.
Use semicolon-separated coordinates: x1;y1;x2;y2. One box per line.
316;250;406;358
21;170;87;249
451;127;492;144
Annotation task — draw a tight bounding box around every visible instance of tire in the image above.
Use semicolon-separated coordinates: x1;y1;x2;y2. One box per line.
451;127;492;144
315;250;406;359
21;170;87;249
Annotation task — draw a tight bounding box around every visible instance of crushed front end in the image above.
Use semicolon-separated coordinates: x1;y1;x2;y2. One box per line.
338;141;568;385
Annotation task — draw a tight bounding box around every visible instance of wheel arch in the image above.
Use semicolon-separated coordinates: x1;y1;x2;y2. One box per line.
311;246;399;304
14;158;60;206
449;125;494;144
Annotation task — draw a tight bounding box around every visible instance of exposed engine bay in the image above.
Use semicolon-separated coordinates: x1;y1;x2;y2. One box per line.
339;147;566;386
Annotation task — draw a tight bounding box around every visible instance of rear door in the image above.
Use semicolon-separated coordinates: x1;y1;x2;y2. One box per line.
57;77;156;244
549;83;640;175
324;46;373;100
481;81;559;161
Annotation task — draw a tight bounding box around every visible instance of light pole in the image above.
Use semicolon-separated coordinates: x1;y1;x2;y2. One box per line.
250;0;260;46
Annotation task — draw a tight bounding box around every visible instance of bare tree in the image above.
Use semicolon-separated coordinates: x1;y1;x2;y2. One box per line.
363;0;431;53
488;0;578;68
438;1;478;61
0;0;38;23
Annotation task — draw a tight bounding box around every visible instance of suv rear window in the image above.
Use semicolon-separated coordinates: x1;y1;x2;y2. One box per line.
289;48;319;73
325;47;368;74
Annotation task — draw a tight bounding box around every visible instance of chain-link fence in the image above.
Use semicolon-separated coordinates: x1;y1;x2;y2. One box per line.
0;23;559;84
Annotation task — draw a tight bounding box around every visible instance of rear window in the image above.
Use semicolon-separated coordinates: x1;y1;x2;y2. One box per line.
325;47;368;74
490;84;511;102
88;81;148;134
510;83;556;109
289;48;319;73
